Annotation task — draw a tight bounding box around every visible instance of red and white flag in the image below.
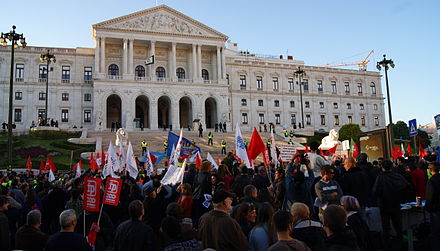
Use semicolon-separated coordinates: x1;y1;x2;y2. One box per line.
206;152;218;170
103;177;122;206
46;157;56;172
83;177;101;212
73;160;82;178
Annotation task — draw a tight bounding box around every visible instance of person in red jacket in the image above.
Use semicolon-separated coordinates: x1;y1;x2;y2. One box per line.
408;163;426;199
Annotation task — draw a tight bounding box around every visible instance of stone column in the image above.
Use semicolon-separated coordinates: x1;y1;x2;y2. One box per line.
221;46;226;79
171;42;177;81
192;44;197;80
197;45;202;80
150;100;158;130
217;46;221;81
100;37;106;75
94;37;100;75
150;41;156;79
171;99;180;130
128;39;134;75
122;39;128;77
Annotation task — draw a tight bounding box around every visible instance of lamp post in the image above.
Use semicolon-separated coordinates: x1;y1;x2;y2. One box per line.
39;50;56;126
294;67;306;129
376;54;395;158
1;25;26;169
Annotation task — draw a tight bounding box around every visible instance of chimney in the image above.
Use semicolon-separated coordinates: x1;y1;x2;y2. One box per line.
279;55;283;59
287;56;293;60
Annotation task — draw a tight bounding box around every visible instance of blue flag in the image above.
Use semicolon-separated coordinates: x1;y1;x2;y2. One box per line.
166;132;200;157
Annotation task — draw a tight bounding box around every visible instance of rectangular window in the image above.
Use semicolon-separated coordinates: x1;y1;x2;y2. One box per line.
374;116;379;126
14;109;22;122
373;104;378;110
290;101;295;108
39;92;46;101
258;99;264;107
84;110;92;123
288;78;294;91
274;100;280;107
360;104;365;110
361;116;366;126
357;83;363;95
256;76;263;90
39;65;47;80
272;77;279;90
344;82;350;95
319;102;324;109
61;109;69;122
306;114;311;125
15;63;24;81
370;82;377;96
38;109;46;120
302;79;309;93
62;93;69;101
347;103;352;110
241;113;248;124
241;99;247;106
15;92;22;100
240;75;246;88
334;115;340;126
305;101;310;108
333;102;338;109
259;113;265;124
275;114;281;124
317;80;323;93
291;114;296;125
62;65;70;83
84;93;92;102
84;67;93;82
348;115;352;124
331;81;337;94
320;115;326;125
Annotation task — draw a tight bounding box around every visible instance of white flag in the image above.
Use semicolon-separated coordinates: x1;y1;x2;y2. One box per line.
270;129;278;168
126;142;139;179
145;149;154;176
170;129;184;167
176;158;187;185
235;123;251;169
161;164;179;185
104;142;119;177
48;168;55;182
401;143;406;156
74;161;82;178
207;152;219;170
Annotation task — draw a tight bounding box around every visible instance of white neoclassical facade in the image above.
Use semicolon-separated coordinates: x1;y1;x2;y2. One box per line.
0;5;385;133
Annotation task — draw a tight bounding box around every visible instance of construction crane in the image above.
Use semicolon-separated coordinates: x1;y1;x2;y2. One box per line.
319;50;374;71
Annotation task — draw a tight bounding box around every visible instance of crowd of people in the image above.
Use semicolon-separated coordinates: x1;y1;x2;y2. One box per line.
0;140;439;251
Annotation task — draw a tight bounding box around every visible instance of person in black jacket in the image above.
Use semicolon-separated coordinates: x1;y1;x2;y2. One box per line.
192;161;212;225
114;200;154;251
426;161;440;251
339;158;372;209
323;205;360;251
75;210;114;251
15;209;48;251
373;159;411;242
340;196;370;251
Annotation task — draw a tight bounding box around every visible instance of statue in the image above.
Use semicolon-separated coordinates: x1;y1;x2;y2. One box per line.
319;129;341;150
96;111;103;132
115;128;128;147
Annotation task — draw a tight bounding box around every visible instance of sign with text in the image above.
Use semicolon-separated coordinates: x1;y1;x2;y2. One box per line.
408;119;418;137
279;145;297;162
83;177;101;212
103;177;122;206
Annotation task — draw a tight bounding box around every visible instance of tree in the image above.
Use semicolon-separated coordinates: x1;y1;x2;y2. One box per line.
393;121;409;140
416;129;431;148
339;124;362;142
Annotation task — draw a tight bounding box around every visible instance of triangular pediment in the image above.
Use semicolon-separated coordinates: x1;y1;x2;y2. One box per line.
93;5;228;40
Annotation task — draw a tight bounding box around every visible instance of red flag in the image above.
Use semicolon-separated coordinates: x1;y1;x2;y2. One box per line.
26;156;32;171
247;128;266;160
326;145;338;156
101;148;105;166
149;153;157;164
195;151;201;169
83;177;101;212
263;149;270;166
103;177;122;206
87;223;98;247
46;157;56;172
304;144;310;153
39;160;45;171
73;160;83;170
351;142;359;159
89;152;99;171
217;158;222;166
419;143;427;158
407;144;413;156
391;145;402;160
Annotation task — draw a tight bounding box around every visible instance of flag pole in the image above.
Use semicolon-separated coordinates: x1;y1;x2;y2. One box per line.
69;150;73;170
83;209;86;236
97;204;104;226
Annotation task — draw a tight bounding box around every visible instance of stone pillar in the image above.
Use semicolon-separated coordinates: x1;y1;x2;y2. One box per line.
128;39;134;75
221;46;226;79
171;42;177;81
197;45;202;80
94;37;100;75
192;44;197;80
100;37;106;75
150;100;158;130
217;46;221;81
122;39;128;76
172;99;180;130
150;41;156;79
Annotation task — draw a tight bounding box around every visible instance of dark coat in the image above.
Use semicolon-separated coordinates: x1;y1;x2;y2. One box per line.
193;172;212;200
347;213;370;251
426;173;440;212
326;229;361;251
114;219;154;251
0;211;10;251
339;166;373;207
373;171;411;210
75;211;114;251
292;220;327;251
45;232;92;251
15;224;49;251
232;174;252;199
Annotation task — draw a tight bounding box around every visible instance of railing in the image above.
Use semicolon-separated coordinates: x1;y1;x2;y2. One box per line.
39;78;47;83
62;79;70;84
107;75;122;80
15;78;24;82
84;80;93;84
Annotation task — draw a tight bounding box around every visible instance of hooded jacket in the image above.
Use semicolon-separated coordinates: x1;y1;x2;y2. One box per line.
373;171;411;210
326;229;361;251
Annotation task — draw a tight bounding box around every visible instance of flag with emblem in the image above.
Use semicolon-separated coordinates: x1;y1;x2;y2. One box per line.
235;123;251;169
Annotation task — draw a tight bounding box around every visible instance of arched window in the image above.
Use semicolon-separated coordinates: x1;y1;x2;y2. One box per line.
135;65;145;77
108;64;119;76
156;67;166;78
370;82;376;95
176;68;185;80
202;69;209;81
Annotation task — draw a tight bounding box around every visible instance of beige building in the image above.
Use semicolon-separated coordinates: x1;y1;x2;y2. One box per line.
0;5;385;133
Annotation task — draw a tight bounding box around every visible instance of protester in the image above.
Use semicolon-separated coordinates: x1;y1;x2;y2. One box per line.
270;168;286;210
315;165;343;217
323;205;360;251
268;210;310;251
15;209;48;251
234;202;257;238
161;216;201;251
340;196;370;251
176;183;193;218
248;202;277;251
192;161;212;224
0;195;10;251
426;161;440;251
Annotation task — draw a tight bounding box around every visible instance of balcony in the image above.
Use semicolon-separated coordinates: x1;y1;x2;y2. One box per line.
15;78;24;82
39;78;47;83
62;79;70;84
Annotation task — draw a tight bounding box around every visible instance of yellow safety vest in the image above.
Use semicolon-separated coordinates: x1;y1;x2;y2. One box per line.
141;142;148;147
221;142;226;147
208;134;213;139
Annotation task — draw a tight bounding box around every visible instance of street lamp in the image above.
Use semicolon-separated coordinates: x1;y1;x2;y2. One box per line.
376;54;395;158
1;25;26;169
294;67;306;129
39;50;56;126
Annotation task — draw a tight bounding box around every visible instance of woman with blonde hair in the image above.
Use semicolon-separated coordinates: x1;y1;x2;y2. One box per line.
340;195;370;251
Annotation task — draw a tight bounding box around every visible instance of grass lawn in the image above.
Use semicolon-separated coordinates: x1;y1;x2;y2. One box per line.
0;130;95;170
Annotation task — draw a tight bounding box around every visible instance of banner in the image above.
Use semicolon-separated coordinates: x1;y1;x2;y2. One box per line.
166;131;200;157
103;177;122;206
279;145;297;162
83;177;101;212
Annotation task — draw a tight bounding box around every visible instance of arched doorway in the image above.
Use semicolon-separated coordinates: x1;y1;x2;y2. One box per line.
205;97;217;129
179;97;192;129
135;96;149;129
106;94;122;128
158;96;171;128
